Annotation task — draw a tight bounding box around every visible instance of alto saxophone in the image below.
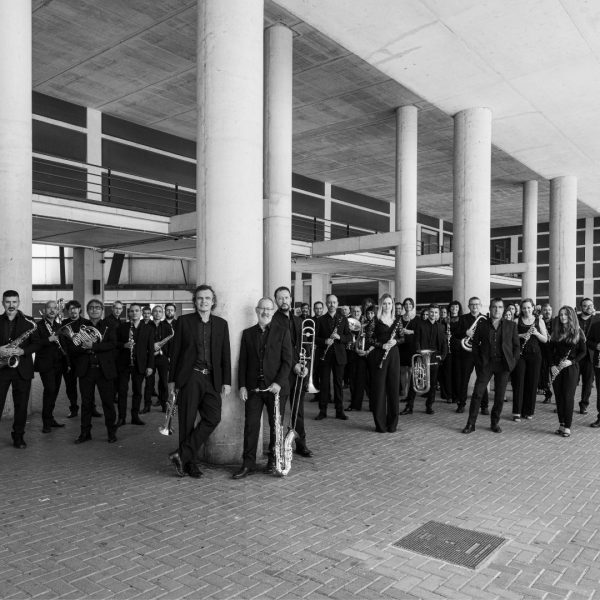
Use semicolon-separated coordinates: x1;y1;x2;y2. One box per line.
154;326;175;356
0;316;38;369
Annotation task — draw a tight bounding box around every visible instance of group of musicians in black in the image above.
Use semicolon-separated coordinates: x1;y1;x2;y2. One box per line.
0;286;598;478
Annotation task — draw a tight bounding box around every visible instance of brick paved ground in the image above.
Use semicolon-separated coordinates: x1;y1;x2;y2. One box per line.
1;383;599;599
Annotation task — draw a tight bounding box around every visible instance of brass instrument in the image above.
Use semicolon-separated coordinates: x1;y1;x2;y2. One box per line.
321;314;342;361
158;389;178;436
412;349;435;394
461;315;486;352
378;317;404;368
300;318;319;394
346;317;361;350
0;316;38;369
58;323;104;346
519;321;537;356
154;326;175;356
128;324;135;367
56;298;64;324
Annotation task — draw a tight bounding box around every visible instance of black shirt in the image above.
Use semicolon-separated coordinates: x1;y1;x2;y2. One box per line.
193;314;212;370
488;320;503;363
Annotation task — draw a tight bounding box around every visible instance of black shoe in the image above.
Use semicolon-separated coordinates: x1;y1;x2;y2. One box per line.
580;408;588;415
426;407;435;415
232;466;251;480
91;409;102;418
295;446;313;458
462;423;476;434
263;462;275;475
74;433;92;444
115;418;126;427
591;419;600;428
42;425;52;433
168;451;184;477
152;390;158;397
491;423;502;433
456;406;465;413
67;410;78;419
185;464;203;478
50;420;65;428
11;433;27;449
345;406;353;412
108;434;117;443
335;412;348;420
400;408;413;415
315;413;327;420
131;416;145;425
480;407;489;415
140;407;151;414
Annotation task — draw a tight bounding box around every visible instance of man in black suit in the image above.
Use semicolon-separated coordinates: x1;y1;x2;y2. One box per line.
164;303;178;330
232;297;292;479
68;299;118;444
115;303;154;426
105;300;124;330
272;286;313;458
315;294;352;420
62;300;84;418
585;318;600;428
168;285;231;478
0;290;40;449
34;300;67;432
462;297;520;434
577;298;598;414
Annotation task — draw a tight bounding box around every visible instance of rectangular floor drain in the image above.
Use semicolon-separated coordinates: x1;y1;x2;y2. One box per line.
393;521;506;569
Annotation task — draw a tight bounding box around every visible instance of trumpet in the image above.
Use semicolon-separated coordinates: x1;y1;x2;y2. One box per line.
412;350;435;394
159;389;178;436
0;316;38;369
461;315;486;352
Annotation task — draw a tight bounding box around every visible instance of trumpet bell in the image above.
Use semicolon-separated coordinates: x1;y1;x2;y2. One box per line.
158;425;173;436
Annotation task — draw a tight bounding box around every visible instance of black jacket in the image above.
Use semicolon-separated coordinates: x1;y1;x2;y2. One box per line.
315;313;352;365
68;319;118;380
34;318;66;373
415;320;448;362
472;318;520;373
0;311;40;379
115;321;155;373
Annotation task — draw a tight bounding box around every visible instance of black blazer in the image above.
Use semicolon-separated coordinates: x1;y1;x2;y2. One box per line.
115;321;155;373
0;312;40;380
272;310;302;365
168;312;231;391
315;313;352;365
586;320;600;364
34;318;65;373
472;318;520;373
68;319;118;380
238;324;292;391
415;320;448;362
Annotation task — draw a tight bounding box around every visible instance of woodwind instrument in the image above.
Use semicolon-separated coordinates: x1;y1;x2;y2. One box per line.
0;316;38;369
44;319;69;366
321;314;342;361
378;317;404;368
549;349;571;385
128;324;135;367
154;325;175;356
520;321;537;356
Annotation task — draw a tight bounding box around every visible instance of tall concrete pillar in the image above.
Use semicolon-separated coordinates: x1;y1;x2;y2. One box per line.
263;24;293;297
522;180;538;301
294;272;304;305
395;106;418;302
196;0;264;464
73;248;103;310
452;108;492;309
87;108;102;202
311;274;330;307
549;176;577;310
378;280;395;300
0;0;32;313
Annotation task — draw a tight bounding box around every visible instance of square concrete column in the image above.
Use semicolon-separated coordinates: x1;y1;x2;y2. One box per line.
293;272;304;305
395;106;418;302
72;248;104;310
452;108;492;309
196;0;264;464
549;176;577;310
311;274;330;307
522;180;538;301
263;24;293;297
0;0;32;313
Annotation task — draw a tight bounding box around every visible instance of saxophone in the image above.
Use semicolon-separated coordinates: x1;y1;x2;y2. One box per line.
154;326;175;356
158;389;178;436
273;389;296;477
0;316;38;369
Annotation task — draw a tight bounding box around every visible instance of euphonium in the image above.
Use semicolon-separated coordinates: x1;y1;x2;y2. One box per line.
460;315;486;352
159;389;178;436
411;350;434;394
0;316;38;369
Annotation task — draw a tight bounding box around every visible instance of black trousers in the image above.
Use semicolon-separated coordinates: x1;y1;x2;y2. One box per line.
349;356;369;410
554;364;579;429
281;373;307;447
578;356;594;409
144;355;168;408
594;368;600;418
117;365;145;418
79;367;116;436
438;355;452;400
467;364;510;426
242;389;275;469
405;361;440;410
512;352;542;417
457;352;488;409
62;360;79;412
0;369;31;436
177;370;221;467
318;356;344;414
369;349;400;432
40;366;63;425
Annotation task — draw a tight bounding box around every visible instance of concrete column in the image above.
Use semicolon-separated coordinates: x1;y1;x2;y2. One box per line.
263;24;293;297
324;183;332;240
311;274;330;307
72;248;103;309
294;272;304;305
196;0;264;464
584;218;594;300
0;1;32;313
452;108;492;309
522;180;538;301
378;280;395;300
549;176;577;310
395;106;418;302
87;108;102;201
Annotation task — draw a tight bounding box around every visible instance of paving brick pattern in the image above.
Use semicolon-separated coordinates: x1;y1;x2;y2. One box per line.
1;386;599;599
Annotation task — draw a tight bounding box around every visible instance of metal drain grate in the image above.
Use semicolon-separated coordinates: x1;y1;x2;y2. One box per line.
393;521;506;569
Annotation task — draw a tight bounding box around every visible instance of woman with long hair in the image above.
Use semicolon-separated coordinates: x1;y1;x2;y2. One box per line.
365;293;403;433
397;297;418;406
512;298;548;421
438;300;463;404
550;306;586;437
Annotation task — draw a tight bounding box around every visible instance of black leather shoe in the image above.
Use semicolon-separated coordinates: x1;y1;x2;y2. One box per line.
591;419;600;428
400;408;413;415
185;464;203;478
426;407;435;415
480;407;489;415
462;423;476;434
51;420;65;428
12;433;27;449
315;412;327;420
91;409;102;418
140;407;150;414
131;417;145;425
491;424;502;433
42;425;52;433
580;408;588;415
456;406;465;413
295;446;313;457
335;412;348;420
115;418;126;427
232;466;251;480
263;462;275;474
108;434;117;443
74;433;92;444
67;410;78;419
168;451;184;477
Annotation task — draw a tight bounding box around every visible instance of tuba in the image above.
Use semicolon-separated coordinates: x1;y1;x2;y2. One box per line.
412;349;434;394
159;389;178;436
461;315;486;352
0;316;38;369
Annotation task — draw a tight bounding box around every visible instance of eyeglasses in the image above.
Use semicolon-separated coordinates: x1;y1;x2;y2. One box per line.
257;306;274;312
88;306;103;311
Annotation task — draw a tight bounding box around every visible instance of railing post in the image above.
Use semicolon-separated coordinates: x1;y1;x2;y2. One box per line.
107;168;112;202
175;183;179;215
346;224;350;237
313;216;317;241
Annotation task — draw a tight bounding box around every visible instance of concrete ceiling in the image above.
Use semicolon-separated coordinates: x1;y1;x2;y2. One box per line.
31;0;598;235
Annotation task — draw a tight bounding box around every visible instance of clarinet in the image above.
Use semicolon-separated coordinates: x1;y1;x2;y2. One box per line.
321;314;342;361
446;320;452;355
128;324;135;367
44;319;70;369
549;349;571;385
520;320;537;357
379;317;404;369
